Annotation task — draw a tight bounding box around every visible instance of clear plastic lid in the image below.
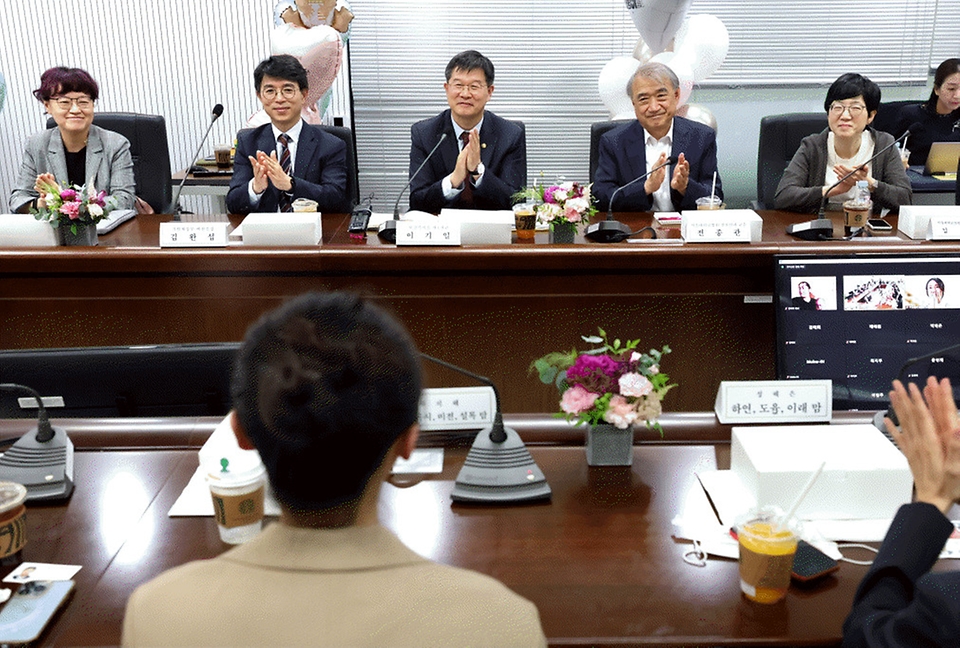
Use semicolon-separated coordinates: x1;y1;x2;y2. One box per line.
0;482;27;514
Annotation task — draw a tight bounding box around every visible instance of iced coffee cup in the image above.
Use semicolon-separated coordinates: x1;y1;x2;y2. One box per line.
696;196;724;210
206;453;267;544
0;482;27;565
292;198;319;212
512;202;537;241
842;200;871;230
737;507;800;604
214;144;232;169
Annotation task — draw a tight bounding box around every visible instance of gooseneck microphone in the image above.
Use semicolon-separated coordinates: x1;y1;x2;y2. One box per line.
787;129;911;241
378;133;448;243
586;155;678;243
419;353;550;503
170;103;225;214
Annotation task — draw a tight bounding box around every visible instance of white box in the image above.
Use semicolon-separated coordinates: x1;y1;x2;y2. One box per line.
0;214;57;247
897;205;960;239
439;209;513;245
730;424;911;520
242;212;321;246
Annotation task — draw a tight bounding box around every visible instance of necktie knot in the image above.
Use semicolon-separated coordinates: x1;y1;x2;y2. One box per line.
460;131;470;147
278;133;291;147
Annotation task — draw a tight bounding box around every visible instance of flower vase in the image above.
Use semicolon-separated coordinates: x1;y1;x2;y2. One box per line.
57;224;98;247
585;423;634;466
548;222;576;244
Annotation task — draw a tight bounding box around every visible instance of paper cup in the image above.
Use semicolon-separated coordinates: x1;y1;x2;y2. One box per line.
214;144;232;169
0;482;27;564
737;507;800;604
292;198;318;212
206;454;267;544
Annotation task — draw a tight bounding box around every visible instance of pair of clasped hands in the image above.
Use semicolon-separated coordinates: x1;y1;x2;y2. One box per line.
824;163;872;198
249;149;293;194
644;151;690;196
449;129;481;189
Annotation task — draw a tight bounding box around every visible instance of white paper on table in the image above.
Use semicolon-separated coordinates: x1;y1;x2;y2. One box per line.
391;448;443;474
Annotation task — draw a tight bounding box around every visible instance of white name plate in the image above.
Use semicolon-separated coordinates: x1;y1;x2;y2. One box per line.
159;222;229;247
681;209;762;243
715;380;832;424
418;386;495;430
928;217;960;240
396;220;460;246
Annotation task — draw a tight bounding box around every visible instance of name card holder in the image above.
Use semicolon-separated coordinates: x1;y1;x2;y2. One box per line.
396;220;460;246
928;217;960;240
0;214;57;247
418;386;495;430
681;209;762;243
715;379;832;424
159;222;229;248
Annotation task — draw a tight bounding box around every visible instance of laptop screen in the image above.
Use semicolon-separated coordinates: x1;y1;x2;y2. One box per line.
775;254;960;410
924;141;960;175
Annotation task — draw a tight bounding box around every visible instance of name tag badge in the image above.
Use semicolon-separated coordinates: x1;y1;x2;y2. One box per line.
395;220;460;246
715;380;832;424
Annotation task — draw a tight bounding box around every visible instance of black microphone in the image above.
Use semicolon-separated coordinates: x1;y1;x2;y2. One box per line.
0;383;74;501
787;129;911;241
378;133;448;243
170;103;225;214
419;353;550;503
586;155;678;243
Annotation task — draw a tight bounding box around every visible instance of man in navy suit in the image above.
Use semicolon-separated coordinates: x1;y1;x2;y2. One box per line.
227;55;347;215
408;50;526;212
843;375;960;647
594;62;721;212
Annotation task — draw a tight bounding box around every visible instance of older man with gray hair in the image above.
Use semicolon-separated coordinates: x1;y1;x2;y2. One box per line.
594;62;722;212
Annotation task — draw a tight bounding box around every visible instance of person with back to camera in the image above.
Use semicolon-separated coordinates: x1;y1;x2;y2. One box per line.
593;61;722;212
775;73;912;214
9;66;135;214
843;375;960;647
894;58;960;167
122;291;547;647
791;281;821;310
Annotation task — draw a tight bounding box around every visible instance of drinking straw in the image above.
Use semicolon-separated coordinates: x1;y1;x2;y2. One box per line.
778;460;827;531
710;171;717;200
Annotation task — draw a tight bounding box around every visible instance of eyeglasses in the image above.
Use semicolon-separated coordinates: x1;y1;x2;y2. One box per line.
448;82;487;95
52;96;93;111
829;103;867;117
260;85;300;101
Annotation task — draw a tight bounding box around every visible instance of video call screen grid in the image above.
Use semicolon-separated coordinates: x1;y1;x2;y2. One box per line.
775;255;960;410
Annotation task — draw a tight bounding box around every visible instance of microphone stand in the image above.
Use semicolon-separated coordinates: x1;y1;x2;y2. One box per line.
420;353;550;503
170;104;224;216
786;129;910;241
379;133;448;243
585;156;678;243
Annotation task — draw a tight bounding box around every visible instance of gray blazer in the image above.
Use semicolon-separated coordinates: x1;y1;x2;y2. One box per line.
774;127;912;214
9;124;136;213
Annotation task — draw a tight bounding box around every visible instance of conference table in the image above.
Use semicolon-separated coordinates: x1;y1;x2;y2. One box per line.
1;210;957;414
0;411;926;647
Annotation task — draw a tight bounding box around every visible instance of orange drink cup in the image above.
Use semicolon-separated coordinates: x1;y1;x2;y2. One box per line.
737;510;800;604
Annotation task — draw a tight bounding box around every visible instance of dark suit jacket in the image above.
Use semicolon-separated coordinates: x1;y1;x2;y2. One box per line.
593;117;722;212
226;122;347;215
843;502;960;647
408;110;526;212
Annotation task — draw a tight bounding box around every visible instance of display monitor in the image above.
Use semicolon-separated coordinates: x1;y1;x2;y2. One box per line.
775;254;960;410
0;343;241;418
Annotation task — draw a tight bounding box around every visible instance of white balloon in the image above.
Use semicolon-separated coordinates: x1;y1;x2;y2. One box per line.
633;37;653;64
648;52;694;107
673;14;730;82
677;103;718;131
598;57;641;119
625;0;694;54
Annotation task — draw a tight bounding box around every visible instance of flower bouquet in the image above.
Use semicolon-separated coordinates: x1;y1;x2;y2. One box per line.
530;328;675;436
513;180;597;229
32;178;116;236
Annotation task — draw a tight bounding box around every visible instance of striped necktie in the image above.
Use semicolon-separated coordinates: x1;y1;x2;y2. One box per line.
278;133;293;212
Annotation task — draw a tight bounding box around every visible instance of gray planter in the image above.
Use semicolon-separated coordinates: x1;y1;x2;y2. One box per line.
585;423;634;466
57;224;98;246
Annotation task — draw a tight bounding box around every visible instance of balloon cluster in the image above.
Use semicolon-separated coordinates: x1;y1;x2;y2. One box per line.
598;0;729;130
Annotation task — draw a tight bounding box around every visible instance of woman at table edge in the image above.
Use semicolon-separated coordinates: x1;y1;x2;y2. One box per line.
894;58;960;167
774;73;912;214
8;66;135;214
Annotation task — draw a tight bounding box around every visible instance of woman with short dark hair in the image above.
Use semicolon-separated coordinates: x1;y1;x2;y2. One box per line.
895;58;960;166
9;66;135;213
775;73;912;214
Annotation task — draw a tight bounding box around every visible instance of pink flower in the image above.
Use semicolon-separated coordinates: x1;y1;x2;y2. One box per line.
59;201;81;219
564;206;582;222
60;189;77;202
566;354;621;393
603;394;638;429
619;372;652;397
560;385;599;415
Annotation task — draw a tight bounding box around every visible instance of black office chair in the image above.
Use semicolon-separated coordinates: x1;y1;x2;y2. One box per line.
754;112;828;209
872;100;917;137
956;156;960;206
588;120;632;182
47;112;173;213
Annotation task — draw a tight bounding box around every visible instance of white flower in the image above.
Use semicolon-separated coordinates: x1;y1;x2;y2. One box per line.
635;395;663;421
619;372;652;397
552;188;569;203
566;197;589;213
648;364;660;375
630;351;642;362
87;203;104;217
44;193;56;204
